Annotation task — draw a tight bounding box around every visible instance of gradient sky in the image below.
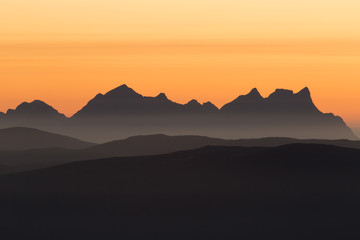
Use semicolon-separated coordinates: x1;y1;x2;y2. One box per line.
1;0;360;131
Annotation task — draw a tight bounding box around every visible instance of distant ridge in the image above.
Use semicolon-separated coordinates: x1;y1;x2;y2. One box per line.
0;84;357;141
89;134;360;157
1;134;360;175
0;127;94;150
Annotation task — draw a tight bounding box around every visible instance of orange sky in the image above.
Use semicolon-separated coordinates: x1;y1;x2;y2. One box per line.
0;0;360;131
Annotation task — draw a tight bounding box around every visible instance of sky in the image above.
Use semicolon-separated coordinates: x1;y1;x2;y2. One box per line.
0;0;360;132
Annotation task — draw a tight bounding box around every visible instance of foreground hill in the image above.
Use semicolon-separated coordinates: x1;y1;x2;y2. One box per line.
0;127;94;151
1;144;360;238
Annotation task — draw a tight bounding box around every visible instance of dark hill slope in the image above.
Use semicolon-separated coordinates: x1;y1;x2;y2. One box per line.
1;144;360;239
90;134;360;157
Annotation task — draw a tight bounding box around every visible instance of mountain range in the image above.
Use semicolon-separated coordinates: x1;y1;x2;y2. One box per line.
0;84;356;141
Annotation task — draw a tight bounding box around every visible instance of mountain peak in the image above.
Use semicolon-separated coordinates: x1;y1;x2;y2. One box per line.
15;100;55;111
29;100;50;106
118;84;129;89
183;99;218;112
296;87;311;98
187;99;201;105
249;88;260;95
202;101;219;111
247;88;263;98
203;101;216;107
107;84;134;93
231;88;264;103
155;93;169;101
268;89;294;99
184;99;202;111
273;88;294;95
105;84;143;99
5;100;65;118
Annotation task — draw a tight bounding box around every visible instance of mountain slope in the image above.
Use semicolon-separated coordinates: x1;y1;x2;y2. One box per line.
0;127;94;151
221;87;265;113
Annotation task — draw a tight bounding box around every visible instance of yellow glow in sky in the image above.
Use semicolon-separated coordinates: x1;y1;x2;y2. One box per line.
1;0;360;41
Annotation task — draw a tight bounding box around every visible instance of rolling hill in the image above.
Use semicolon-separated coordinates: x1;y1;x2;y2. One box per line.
1;144;360;239
1;133;360;175
0;127;94;151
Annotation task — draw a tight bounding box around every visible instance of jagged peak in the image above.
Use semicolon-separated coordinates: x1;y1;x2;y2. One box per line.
268;88;294;99
187;99;201;105
118;84;130;89
296;87;311;97
248;88;262;97
243;88;264;100
16;100;53;110
274;88;294;95
203;101;216;106
155;93;169;101
202;101;219;110
30;100;50;105
5;99;65;117
108;84;131;92
105;84;141;97
231;88;263;103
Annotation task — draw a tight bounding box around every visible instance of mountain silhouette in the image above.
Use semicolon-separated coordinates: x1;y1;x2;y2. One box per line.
72;84;217;117
0;127;94;151
70;84;337;118
3;100;67;131
1;144;360;238
221;87;265;113
6;100;66;119
221;87;319;114
0;84;357;141
183;99;219;113
69;84;356;140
